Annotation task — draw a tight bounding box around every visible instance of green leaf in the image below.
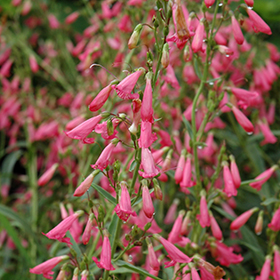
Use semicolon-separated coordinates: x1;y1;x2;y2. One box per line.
115;260;163;280
182;116;193;141
109;213;119;246
65;232;83;260
261;197;280;206
91;182;117;205
129;160;137;172
211;205;235;220
1;150;23;186
0;214;31;266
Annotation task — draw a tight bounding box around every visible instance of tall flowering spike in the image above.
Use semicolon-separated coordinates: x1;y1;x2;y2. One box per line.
246;9;272;35
175;149;186;184
138;148;160;178
210;213;223;241
230;155;241;189
38;163;59;187
91;140;118;171
192;20;205;53
88;84;112;112
197;191;211;228
64;115;102;141
223;162;237;197
30;255;69;279
231;15;244;45
43;210;83;245
82;213;95;245
232;106;254;134
92;232;115;271
114;181;137;221
230;207;258;231
180;155;192;188
142;183;155;219
74;170;99;197
249;165;278;191
154;235;193;267
268;206;280;231
273;247;280;280
141;72;153;123
112;68;145;100
146;238;160;271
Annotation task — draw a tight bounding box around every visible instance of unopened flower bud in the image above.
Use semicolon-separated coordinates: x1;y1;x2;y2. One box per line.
161;43;170;68
128;24;143;49
255;210;263;235
153;178;163;200
183;44;192;62
144;222;152;231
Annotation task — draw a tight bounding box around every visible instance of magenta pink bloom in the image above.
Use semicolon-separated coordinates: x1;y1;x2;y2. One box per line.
258;121;277;146
212;241;243;266
204;0;215;8
223;164;237;197
197;193;211;228
82;214;94;245
65;12;79;24
168;211;185;245
192;21;204;53
231;15;244;45
91;142;117;170
138;121;157;148
30;256;69;279
230;207;257;231
180;156;192;188
229;87;258;107
147;242;160;271
88;84;112;112
73;173;94;197
273;249;280;280
112;69;144;99
230;156;241;189
257;257;271;280
92;234;115;271
232;106;254;134
156;235;193;267
247;9;272;35
43;210;83;245
210;214;223;241
48;14;60;29
138;148;160;178
114;182;137;221
141;73;153;123
174;151;186;184
29;55;39;73
38;163;58;187
245;0;254;7
249;165;277;191
191;267;201;280
268;206;280;231
142;185;155;219
64;115;102;142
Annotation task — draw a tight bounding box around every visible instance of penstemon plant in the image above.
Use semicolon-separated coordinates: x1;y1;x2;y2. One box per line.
1;0;280;279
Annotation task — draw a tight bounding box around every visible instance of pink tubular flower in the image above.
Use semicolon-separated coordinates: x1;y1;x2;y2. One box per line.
30;255;69;279
74;172;97;197
155;235;193;267
147;239;160;271
204;0;215;8
197;192;211;228
48;14;60;29
164;199;179;224
138;121;157;148
82;213;94;245
29;55;39;73
257;256;271;280
232;106;254;134
168;210;186;245
223;163;237;197
273;248;280;280
142;185;155;219
174;150;186;184
138;148;160;178
192;20;205;53
38;163;59;186
43;210;83;245
91;141;117;170
64;115;102;142
249;165;278;191
245;0;254;7
258;121;277;146
65;12;79;24
212;241;243;266
114;182;136;222
230;207;258;231
180;156;192;188
112;69;144;99
210;214;223;241
230;155;241;188
229;87;258;107
231;15;244;45
191;267;201;280
141;72;153;123
92;234;115;271
88;84;112;112
247;9;272;35
268;206;280;231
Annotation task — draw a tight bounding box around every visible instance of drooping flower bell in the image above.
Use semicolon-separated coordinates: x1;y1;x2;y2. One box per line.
197;191;211;228
223;161;237;197
92;232;115;271
38;163;59;187
246;8;272;35
268;206;280;231
141;72;154;123
138;148;160;178
114;181;137;222
231;15;244;45
231;105;254;134
73;170;99;197
88;84;112;112
142;181;155;219
230;207;258;231
192;19;205;53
